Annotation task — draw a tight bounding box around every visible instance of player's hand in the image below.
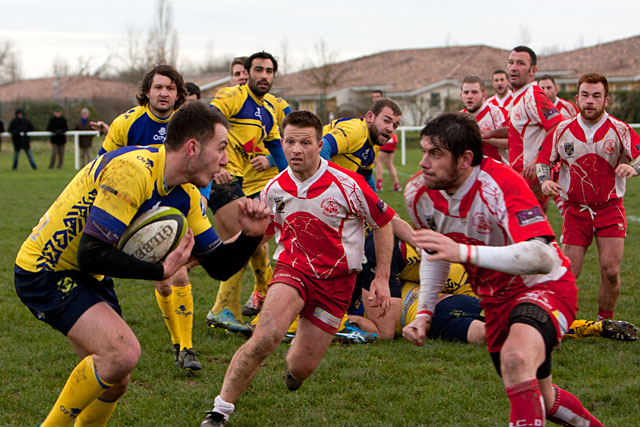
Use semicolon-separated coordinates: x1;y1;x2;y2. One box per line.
90;121;109;135
411;229;461;262
615;163;638;179
523;161;537;181
402;316;431;346
541;180;561;196
237;198;270;237
213;169;232;185
368;276;391;318
161;229;194;279
250;156;270;172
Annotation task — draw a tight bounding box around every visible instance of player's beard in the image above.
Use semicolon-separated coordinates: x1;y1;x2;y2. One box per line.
368;125;387;146
249;77;271;97
465;102;482;114
579;104;606;122
422;159;461;193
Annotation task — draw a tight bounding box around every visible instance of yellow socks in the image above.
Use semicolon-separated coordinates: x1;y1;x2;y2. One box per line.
155;289;179;346
41;356;112;426
566;319;603;338
249;244;272;296
172;284;194;350
212;264;247;319
74;397;118;427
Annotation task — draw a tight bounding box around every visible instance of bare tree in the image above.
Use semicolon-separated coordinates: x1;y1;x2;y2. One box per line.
146;0;179;66
74;54;111;78
0;39;21;83
52;56;70;79
518;25;532;46
116;24;148;82
401;94;435;126
279;37;290;75
305;38;346;122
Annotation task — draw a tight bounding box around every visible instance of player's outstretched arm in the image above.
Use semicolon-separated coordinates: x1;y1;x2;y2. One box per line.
369;222;394;318
403;316;431;346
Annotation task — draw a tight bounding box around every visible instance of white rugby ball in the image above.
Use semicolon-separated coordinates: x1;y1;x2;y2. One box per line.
117;206;187;263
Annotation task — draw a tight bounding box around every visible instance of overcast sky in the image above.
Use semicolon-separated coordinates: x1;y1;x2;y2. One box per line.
3;0;638;79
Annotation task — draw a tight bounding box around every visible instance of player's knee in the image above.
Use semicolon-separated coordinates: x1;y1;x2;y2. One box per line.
286;362;315;382
155;280;172;296
104;339;141;380
601;265;620;285
467;321;486;344
102;374;130;401
500;347;529;376
245;332;280;359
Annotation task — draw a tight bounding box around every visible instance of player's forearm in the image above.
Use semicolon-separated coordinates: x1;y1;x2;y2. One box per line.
391;215;416;247
372;222;394;281
77;233;164;280
458;238;556;275
536;163;551;186
483;138;508;149
417;254;450;314
198;232;262;281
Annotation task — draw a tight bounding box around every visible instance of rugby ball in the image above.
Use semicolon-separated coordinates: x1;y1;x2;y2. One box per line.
117;206;187;263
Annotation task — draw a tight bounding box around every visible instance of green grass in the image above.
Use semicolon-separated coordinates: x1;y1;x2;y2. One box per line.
0;140;638;426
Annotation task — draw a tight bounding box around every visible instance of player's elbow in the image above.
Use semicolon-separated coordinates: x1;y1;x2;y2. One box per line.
514;240;555;274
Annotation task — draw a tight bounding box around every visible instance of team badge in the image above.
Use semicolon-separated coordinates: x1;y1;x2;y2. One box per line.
471;212;491;235
321;198;340;217
274;197;285;213
515;206;545;226
603;139;616;155
563;142;574;157
424;215;436;231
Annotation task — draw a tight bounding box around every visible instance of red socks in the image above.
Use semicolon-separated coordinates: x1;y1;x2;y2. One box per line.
546;384;605;427
506;379;545;426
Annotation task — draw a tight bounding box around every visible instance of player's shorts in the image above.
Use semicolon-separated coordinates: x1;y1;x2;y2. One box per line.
208;176;245;214
481;281;577;354
428;295;484;343
270;262;355;335
379;139;397;153
561;198;626;246
14;265;122;336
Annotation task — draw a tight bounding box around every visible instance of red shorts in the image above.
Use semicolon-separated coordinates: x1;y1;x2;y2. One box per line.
561;198;626;246
380;135;398;153
270;263;355;334
481;281;578;353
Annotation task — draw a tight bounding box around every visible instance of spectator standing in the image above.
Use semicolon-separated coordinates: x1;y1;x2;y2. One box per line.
8;108;36;170
75;108;95;166
47;107;68;169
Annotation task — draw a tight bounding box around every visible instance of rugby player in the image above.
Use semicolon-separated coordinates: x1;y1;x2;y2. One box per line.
537;73;640;321
403;112;604;426
14;102;269;426
537;74;578;118
486;69;513;111
200;110;394;426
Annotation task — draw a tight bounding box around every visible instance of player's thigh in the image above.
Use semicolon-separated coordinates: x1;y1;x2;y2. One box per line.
561;244;588;275
67;301;139;360
253;283;305;339
287;316;334;373
595;236;624;271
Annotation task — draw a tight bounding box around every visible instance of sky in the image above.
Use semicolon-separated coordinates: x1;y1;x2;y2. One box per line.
2;0;639;79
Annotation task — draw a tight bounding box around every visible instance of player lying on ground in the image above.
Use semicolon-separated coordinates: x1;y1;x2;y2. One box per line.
14;103;269;427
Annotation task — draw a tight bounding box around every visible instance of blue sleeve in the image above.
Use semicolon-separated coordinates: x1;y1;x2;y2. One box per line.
98;146;107;155
365;173;376;192
320;138;334;160
264;139;287;171
199;180;212;200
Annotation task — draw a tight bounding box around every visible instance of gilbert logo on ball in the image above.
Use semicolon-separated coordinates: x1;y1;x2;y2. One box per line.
118;206;187;263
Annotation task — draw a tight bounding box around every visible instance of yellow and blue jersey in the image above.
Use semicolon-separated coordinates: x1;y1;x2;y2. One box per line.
264;93;291;129
210;85;286;196
16;145;221;275
321;117;379;176
99;105;174;154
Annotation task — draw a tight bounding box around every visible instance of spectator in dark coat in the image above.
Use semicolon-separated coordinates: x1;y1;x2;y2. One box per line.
75;108;95;165
8;108;36;170
47;107;68;169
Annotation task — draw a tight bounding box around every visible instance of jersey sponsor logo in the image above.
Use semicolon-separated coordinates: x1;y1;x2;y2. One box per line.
603;139;616;155
471;212;491;235
376;200;387;213
136;155;154;175
563;142;574;157
153;126;167;142
321;197;340;217
515;206;545;226
542;106;560;121
274;197;285;213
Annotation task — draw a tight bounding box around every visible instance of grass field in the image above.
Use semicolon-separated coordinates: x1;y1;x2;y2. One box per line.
0;139;638;426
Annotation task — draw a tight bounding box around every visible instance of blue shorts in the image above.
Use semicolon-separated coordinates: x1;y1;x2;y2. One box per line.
14;265;122;336
208;177;245;214
428;295;484;343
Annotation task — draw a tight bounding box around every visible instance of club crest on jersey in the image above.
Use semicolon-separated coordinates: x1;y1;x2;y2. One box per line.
603;139;616;155
153;126;167;142
321;197;340;217
424;215;437;231
472;212;491;235
563;142;574;157
274;197;285;213
515;206;544;226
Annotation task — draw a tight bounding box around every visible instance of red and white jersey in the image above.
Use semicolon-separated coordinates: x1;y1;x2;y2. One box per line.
261;158;395;279
487;90;514;111
537;113;640;205
465;102;508;164
554;97;578;118
508;83;565;173
404;161;572;301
